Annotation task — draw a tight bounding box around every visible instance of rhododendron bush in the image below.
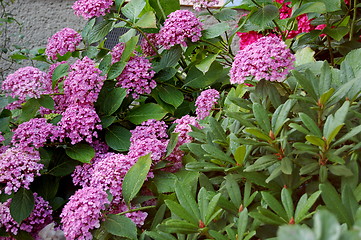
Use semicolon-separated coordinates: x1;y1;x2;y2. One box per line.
1;0;361;239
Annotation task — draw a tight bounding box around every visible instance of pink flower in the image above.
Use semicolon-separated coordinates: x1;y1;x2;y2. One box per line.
195;89;220;120
2;67;49;110
157;10;203;49
60;187;109;240
64;57;105;106
46;28;82;60
0;148;43;195
72;0;113;19
58;104;102;145
237;31;263;50
191;0;220;11
230;36;295;84
0;132;5;143
141;33;159;56
116;56;156;99
111;42;125;64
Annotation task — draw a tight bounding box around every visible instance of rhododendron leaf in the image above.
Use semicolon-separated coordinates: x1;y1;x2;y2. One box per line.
65;143;95;163
253;103;271;133
37;95;54;110
88;20;114;44
225;175;242;207
158;85;184;108
10;188;34;223
122;0;146;23
175;181;201;220
249;4;278;28
157;219;199;234
127;103;167;125
299;113;322;137
122;154;151;203
103;214;137;239
201;144;235;164
165;199;199;225
135;11;156;28
244;155;278;172
202;22;230;39
105;125;131;152
145;231;177;240
295;47;316;66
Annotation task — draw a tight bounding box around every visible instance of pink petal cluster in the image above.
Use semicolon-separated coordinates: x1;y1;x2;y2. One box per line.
45;28;82;60
230;36;295;84
116;56;156;99
130;119;168;143
58;104;102;144
0;193;53;238
111;42;125;64
141;33;159;56
191;0;220;11
64;57;106;106
11;118;60;151
60;187;109;240
0;148;43;195
166;115;200;171
2;67;49;110
237;31;263;50
195;89;220;120
111;203;148;227
157;10;203;49
274;0;292;19
0;132;4;142
72;0;113;20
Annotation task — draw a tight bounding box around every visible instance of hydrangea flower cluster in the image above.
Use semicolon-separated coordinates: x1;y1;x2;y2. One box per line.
1;67;49;109
191;0;220;11
167;115;200;171
45;28;82;60
111;203;148;227
60;187;109;240
64;57;106;106
237;31;263;50
111;42;125;64
116;56;156;99
58;104;102;144
72;0;113;19
0;148;43;195
157;10;203;49
195;89;220;120
141;33;159;56
11;118;61;151
0;193;53;238
230;36;295;84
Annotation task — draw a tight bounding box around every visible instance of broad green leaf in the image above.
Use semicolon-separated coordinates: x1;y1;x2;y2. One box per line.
281;188;294;221
165;200;198;225
19;98;41;123
157;219;199;234
272;100;294;137
107;61;127;80
250;208;286;225
150;204;167;230
201;144;235;164
184;62;227;89
253;103;271;133
145;231;177;240
281;157;293;175
157;85;184;108
99;54;112;74
100;115;116;128
292;2;326;16
122;154;152;203
329;165;353;177
244;155;278;172
294;191;321;223
292;70;318;100
214;9;238;21
175;181;201;220
65;143;95;163
149;0;180;20
277;225;315;240
81;18;96;43
156;46;182;70
115;0;125;12
198;188;208;223
165;132;179;157
37;95;54;110
127;103;167;124
261;191;288;221
209;117;227;143
47;160;78;177
305;135;325;148
135;11;156;28
249;4;278;28
97;87;127;116
205;193;221;225
244;127;272;142
105;125;131;152
314;210;341;240
234;145;247;166
300;113;322;137
341;184;359;222
237;208;249;239
51;63;69;89
103;214;137;239
202;22;230;39
88;20;114;44
195;54;219;74
295;47;315;66
120;35;139;62
225;175;242;207
333;125;361;146
185;162;225;172
324;26;348;41
10;189;34;223
122;0;146;22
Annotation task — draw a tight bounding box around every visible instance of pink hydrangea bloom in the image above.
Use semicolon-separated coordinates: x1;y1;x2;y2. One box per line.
230;36;295;84
130;119;168;143
60;187;109;240
287;14;314;39
64;57;105;106
46;28;82;60
166;115;200;172
58;104;102;145
11;118;60;151
191;0;220;11
237;31;263;50
111;42;125;64
157;10;203;49
0;148;43;195
72;0;113;20
2;67;49;110
195;89;220;120
0;193;52;238
274;0;292;19
116;56;156;99
141;33;159;56
111;203;148;227
90;153;135;204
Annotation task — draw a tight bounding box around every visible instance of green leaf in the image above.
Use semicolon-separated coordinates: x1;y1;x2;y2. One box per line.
261;191;288;221
105;125;131;152
157;46;182;70
323;26;348;41
333;125;361;146
175;181;201;220
278;225;315;240
19;98;41;122
318;0;341;12
272;100;294;137
249;4;278;28
281;157;293;175
306;135;325;147
120;34;138;60
127;103;167;125
65;143;95;163
37;95;54;110
329;165;353;177
214;9;238;21
100;116;116;128
292;70;318;100
234;145;247;166
51;63;69;89
294;191;321;223
99;54;112;74
97;87;127;115
157;85;184;108
10;189;34;223
115;0;125;12
244;127;272;142
157;219;199;234
295;47;315;66
122;154;152;203
292;2;327;16
165;200;198;225
149;0;179;20
122;0;146;22
281;188;294;221
195;54;219;74
82;18;96;43
88;20;114;44
300;113;322;137
314;210;341;240
103;214;137;240
166;132;179;158
250;208;286;225
47;160;78;177
237;208;249;239
135;11;156;28
225;175;242;207
205;193;221;225
184;62;227;89
202;22;230;39
209;117;227;143
244;155;279;172
107;61;127;80
253;103;271;133
201;144;235;164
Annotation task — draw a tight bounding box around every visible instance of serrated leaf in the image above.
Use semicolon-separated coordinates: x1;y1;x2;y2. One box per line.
135;11;156;28
122;0;146;22
202;22;230;39
88;20;114;44
249;4;278;28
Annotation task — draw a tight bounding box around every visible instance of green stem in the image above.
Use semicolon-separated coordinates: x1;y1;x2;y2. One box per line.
116;205;156;215
349;0;357;41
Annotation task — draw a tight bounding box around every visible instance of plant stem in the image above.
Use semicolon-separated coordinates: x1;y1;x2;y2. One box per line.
116;205;156;215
